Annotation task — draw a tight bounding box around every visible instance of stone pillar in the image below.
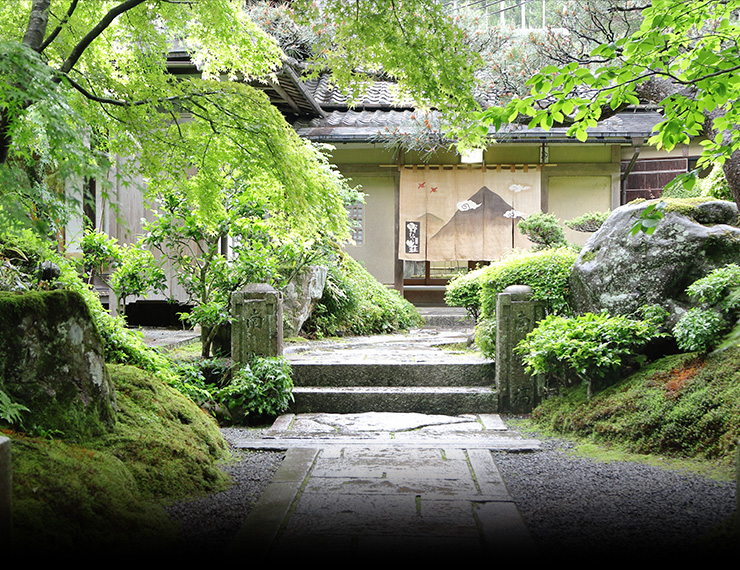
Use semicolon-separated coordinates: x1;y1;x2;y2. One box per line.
0;436;11;541
495;285;546;413
231;284;283;367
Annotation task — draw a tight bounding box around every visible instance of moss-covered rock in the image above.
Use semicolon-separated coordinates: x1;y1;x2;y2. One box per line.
0;290;117;439
570;198;740;327
8;363;232;556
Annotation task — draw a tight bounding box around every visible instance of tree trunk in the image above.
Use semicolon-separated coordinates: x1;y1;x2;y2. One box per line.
0;0;50;165
23;0;51;51
722;152;740;210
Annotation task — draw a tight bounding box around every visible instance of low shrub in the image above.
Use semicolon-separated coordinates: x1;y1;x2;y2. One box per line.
673;308;727;353
170;355;294;425
672;264;740;352
515;311;663;398
214;357;294;424
444;264;488;320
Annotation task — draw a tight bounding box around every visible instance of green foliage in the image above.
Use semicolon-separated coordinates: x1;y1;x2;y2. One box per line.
673;308;726;353
474;0;740;188
698;165;733;201
516;312;663;397
474;317;497;359
479;247;579;320
108;246;167;309
672;264;740;352
517;212;567;249
685;264;740;310
565;211;610;233
0;388;29;426
303;250;423;338
629;200;666;236
531;348;740;465
9;363;232;553
2;2;360;247
79;228;123;275
444;264;488;320
297;0;483;141
215;357;294;423
80;228;167;314
169;354;294;425
0;226;172;374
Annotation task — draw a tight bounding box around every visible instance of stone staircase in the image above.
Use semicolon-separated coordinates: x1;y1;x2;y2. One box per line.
285;308;499;415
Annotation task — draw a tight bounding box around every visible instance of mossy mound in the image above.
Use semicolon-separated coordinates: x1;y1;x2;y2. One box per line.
8;364;231;556
303;251;423;337
532;347;740;466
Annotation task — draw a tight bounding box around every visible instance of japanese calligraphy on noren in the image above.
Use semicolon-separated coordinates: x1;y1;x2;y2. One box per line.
405;221;420;254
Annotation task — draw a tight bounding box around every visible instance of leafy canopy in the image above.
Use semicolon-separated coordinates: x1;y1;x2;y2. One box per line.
0;1;363;240
475;0;740;174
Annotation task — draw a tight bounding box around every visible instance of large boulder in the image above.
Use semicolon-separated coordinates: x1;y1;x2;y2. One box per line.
282;265;328;336
0;290;117;437
570;199;740;327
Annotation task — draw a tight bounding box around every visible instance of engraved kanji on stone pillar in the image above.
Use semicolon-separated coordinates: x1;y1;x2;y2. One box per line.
231;284;283;366
495;285;546;413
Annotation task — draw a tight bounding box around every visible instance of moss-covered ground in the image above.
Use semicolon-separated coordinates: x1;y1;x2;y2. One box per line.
529;346;740;478
6;362;233;556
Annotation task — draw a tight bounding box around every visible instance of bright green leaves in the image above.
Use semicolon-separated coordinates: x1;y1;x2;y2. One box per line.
472;0;740;171
515;311;663;396
294;0;482;126
629;200;666;236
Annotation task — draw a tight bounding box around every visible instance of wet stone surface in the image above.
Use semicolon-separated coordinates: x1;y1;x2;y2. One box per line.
284;328;486;365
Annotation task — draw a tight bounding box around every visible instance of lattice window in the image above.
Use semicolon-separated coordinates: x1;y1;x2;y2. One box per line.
347;203;364;245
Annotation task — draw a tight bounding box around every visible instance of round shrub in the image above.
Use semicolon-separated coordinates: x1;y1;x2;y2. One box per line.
517;212;567;249
673;308;727;353
444;265;488;320
479;247;579;319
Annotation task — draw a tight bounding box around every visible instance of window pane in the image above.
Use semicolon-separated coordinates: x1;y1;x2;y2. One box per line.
429;261;468;280
404;260;427;279
347;203;364;245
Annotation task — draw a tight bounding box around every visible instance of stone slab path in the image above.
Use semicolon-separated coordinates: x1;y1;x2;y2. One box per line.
227;411;541;560
141;310;541;559
284;328;488;365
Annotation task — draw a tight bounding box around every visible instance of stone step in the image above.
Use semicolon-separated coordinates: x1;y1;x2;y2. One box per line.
290;362;495;388
284;325;495;415
289;385;498;415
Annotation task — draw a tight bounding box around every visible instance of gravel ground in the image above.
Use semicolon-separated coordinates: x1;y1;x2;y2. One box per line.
492;436;738;559
164;423;738;560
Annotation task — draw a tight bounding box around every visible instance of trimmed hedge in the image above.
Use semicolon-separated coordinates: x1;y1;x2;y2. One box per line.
479;247;579;319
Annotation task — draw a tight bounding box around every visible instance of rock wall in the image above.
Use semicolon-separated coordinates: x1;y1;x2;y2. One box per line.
0;290;116;438
570;199;740;327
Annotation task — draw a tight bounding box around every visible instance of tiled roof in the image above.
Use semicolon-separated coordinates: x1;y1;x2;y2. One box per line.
293;106;664;144
291;70;665;144
302;76;416;110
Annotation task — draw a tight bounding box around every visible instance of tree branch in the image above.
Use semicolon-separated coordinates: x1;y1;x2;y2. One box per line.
60;0;148;74
39;0;79;53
